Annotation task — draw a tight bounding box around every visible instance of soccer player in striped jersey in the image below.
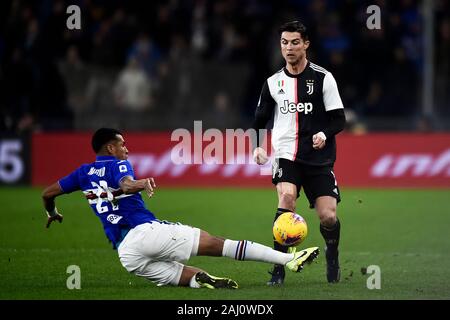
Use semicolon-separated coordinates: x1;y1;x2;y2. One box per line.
42;128;319;289
252;21;346;284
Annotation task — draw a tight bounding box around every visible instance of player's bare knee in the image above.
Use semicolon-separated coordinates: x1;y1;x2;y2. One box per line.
319;208;337;227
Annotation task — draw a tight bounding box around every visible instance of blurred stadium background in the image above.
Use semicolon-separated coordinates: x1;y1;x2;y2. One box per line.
1;0;450;300
1;0;450;132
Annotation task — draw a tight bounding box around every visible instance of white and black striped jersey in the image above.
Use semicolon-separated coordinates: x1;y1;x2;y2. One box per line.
253;61;345;166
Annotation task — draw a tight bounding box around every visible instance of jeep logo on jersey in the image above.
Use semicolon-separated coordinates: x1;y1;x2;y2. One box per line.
280;100;313;114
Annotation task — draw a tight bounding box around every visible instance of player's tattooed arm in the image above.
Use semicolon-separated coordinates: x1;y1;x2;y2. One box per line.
119;176;157;198
42;182;64;228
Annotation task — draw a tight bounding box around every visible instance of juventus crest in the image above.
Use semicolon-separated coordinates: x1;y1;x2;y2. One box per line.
306;80;314;95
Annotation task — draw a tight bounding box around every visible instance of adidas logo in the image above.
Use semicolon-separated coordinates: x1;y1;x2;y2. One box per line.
278;89;285;94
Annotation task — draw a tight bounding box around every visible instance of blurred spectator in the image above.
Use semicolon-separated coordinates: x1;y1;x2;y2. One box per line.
359;81;389;117
35;60;72;130
127;33;161;80
416;115;435;133
114;57;152;111
58;45;89;113
385;46;418;116
191;0;209;57
344;109;367;135
204;92;238;129
1;47;34;133
91;19;115;66
436;18;450;117
0;0;449;132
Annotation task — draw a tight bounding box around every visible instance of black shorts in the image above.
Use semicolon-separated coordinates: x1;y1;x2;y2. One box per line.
272;158;341;208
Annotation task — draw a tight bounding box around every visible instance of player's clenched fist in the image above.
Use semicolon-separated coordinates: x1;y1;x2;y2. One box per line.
253;147;269;165
312;132;327;150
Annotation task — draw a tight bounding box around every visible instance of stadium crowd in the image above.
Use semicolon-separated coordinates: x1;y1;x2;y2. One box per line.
0;0;449;133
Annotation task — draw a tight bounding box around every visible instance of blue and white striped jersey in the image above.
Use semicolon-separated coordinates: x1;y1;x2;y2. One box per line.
58;155;156;248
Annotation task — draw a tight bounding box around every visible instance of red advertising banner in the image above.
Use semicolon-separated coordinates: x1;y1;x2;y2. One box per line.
335;134;450;187
32;132;450;188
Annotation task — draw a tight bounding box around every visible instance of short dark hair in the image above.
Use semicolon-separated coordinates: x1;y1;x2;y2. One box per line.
91;128;122;153
278;20;309;41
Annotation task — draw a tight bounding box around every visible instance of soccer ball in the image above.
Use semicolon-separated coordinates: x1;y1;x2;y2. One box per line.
273;212;308;247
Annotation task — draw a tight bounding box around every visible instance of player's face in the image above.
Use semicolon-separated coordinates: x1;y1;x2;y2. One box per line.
110;135;129;160
280;31;309;65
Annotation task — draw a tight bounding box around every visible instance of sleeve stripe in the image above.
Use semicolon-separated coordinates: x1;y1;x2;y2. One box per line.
326;104;344;111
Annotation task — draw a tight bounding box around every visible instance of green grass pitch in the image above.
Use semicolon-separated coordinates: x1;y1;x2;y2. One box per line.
1;187;449;300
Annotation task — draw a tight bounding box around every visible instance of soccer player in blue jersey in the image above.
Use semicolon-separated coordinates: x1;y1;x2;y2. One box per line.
42;128;319;289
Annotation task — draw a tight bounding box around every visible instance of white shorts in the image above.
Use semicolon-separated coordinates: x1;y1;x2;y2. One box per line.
117;221;201;286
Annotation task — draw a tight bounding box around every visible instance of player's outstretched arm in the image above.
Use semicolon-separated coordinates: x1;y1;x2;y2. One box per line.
42;182;64;228
119;176;156;198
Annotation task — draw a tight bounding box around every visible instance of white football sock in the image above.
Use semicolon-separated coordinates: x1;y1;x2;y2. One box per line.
189;275;201;288
222;239;294;265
